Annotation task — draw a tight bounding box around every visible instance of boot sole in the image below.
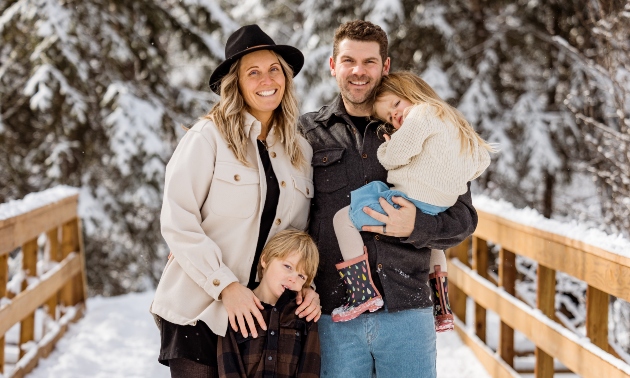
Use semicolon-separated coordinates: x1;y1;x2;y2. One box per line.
331;297;384;322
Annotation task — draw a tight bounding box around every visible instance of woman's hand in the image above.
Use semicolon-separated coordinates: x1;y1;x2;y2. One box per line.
295;287;321;322
221;282;266;338
361;196;417;237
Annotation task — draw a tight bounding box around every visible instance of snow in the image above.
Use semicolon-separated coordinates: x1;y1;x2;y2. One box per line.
21;290;490;378
0;186;79;221
473;195;630;258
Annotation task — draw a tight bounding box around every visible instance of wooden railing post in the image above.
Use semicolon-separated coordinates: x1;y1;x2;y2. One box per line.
586;285;609;351
19;239;38;359
447;237;470;322
472;236;488;343
61;219;79;306
499;247;516;367
535;264;556;378
0;253;7;373
46;227;60;320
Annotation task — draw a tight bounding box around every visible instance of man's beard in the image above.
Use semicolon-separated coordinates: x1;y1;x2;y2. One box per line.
339;76;381;109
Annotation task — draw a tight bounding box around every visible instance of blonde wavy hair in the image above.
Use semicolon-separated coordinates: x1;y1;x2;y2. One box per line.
373;71;496;155
205;52;306;169
257;229;319;288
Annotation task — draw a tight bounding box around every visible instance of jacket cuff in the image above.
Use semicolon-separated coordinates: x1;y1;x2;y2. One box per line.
203;266;239;300
402;211;437;249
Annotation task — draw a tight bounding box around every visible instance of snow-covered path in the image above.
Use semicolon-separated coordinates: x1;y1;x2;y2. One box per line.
26;291;490;378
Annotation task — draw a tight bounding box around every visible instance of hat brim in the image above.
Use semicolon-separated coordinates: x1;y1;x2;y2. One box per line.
208;45;304;94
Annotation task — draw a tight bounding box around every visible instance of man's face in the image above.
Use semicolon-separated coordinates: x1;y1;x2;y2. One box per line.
330;39;390;112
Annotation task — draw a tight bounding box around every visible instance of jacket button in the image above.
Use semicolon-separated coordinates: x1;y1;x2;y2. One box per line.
275;219;281;225
296;331;300;336
375;235;380;240
322;156;328;163
377;263;383;270
234;174;240;181
270;151;277;158
270;331;275;335
281;181;286;187
213;279;220;286
306;188;310;195
362;153;368;159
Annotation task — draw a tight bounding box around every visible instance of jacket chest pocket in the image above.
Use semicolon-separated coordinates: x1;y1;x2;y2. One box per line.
208;162;260;219
312;148;348;193
289;175;314;231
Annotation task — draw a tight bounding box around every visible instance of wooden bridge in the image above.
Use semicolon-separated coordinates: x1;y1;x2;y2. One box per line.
0;190;629;377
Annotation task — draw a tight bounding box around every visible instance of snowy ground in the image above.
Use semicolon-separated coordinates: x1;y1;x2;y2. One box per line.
23;291;490;378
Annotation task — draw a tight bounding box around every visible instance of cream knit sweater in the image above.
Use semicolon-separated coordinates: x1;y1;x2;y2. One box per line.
377;104;490;207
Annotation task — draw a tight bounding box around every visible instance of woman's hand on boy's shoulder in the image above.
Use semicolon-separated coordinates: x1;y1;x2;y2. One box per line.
295;287;321;322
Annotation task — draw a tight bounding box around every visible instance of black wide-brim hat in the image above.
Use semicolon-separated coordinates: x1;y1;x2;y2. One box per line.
208;24;305;94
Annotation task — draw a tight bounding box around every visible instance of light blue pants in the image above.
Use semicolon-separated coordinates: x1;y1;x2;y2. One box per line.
349;181;448;229
318;308;437;378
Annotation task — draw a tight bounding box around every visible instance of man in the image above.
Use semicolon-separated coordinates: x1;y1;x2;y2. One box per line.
298;20;477;377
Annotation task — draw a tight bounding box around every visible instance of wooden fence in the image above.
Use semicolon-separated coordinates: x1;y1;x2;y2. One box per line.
0;193;87;377
446;209;630;378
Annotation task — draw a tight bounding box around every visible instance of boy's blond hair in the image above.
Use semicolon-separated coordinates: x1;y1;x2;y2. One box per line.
257;229;319;288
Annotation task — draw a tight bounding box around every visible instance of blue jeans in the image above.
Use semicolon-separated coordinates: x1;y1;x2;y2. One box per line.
318;308;437;378
349;181;448;229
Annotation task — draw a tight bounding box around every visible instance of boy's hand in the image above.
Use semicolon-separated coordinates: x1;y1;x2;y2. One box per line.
221;282;266;338
295;287;321;322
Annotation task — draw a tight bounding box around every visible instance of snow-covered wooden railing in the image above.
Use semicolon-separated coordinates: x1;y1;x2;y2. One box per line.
446;198;630;378
0;187;87;378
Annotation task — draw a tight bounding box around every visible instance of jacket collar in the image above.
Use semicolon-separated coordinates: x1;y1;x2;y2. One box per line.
243;111;278;145
262;289;297;311
313;95;352;126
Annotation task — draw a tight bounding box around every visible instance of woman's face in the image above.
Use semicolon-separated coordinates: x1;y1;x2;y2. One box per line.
238;49;286;123
374;92;413;130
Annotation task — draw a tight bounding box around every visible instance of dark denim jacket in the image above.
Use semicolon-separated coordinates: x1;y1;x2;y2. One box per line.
298;95;478;314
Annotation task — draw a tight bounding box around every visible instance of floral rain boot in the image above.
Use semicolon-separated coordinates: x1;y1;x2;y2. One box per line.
331;252;384;322
430;265;454;332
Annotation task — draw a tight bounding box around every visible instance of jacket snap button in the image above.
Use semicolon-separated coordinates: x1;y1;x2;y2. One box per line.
275;219;281;225
322;156;328;163
270;331;275;335
281;181;286;187
270;151;277;158
375;235;380;240
362;153;368;159
213;279;220;286
377;263;383;270
295;331;300;336
306;188;310;195
234;174;240;181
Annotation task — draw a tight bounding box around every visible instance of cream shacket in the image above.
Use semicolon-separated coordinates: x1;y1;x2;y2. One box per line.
377;104;490;207
151;112;313;336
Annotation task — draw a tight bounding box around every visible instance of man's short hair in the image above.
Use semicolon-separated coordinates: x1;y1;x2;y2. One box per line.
333;20;389;64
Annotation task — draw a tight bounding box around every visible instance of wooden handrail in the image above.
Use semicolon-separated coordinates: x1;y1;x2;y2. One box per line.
0;191;87;377
447;208;630;378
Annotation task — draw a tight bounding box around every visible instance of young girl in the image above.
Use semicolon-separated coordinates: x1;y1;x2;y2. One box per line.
331;71;495;332
217;229;321;377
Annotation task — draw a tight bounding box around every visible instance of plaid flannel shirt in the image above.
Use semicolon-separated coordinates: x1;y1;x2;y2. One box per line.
218;290;320;378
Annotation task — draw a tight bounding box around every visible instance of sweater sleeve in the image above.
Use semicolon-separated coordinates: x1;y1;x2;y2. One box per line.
402;182;478;250
160;124;239;301
376;104;440;170
297;321;321;378
470;146;491;181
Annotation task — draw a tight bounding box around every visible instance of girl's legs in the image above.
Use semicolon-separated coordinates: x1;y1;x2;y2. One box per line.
331;206;383;322
333;205;367;261
169;358;219;378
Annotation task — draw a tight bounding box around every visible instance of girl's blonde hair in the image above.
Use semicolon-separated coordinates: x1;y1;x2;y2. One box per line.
258;229;319;288
204;52;306;169
373;71;496;154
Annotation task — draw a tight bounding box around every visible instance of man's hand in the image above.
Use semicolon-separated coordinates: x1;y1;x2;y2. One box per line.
295;287;322;322
221;282;266;338
361;196;417;237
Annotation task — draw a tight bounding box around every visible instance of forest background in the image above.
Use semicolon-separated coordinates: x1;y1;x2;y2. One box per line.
1;0;629;353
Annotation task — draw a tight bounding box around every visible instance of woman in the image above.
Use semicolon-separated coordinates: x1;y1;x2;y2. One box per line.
151;25;321;377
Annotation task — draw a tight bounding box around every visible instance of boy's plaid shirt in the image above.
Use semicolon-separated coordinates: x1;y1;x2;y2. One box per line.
218;290;321;378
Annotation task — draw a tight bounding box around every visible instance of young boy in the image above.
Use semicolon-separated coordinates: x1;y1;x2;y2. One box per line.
217;229;321;378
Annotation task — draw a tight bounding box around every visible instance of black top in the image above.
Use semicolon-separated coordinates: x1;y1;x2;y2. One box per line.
348;115;370;136
248;140;281;289
298;95;478;314
158;140;281;367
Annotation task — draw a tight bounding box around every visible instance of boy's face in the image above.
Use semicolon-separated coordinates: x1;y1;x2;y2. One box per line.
260;252;308;301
